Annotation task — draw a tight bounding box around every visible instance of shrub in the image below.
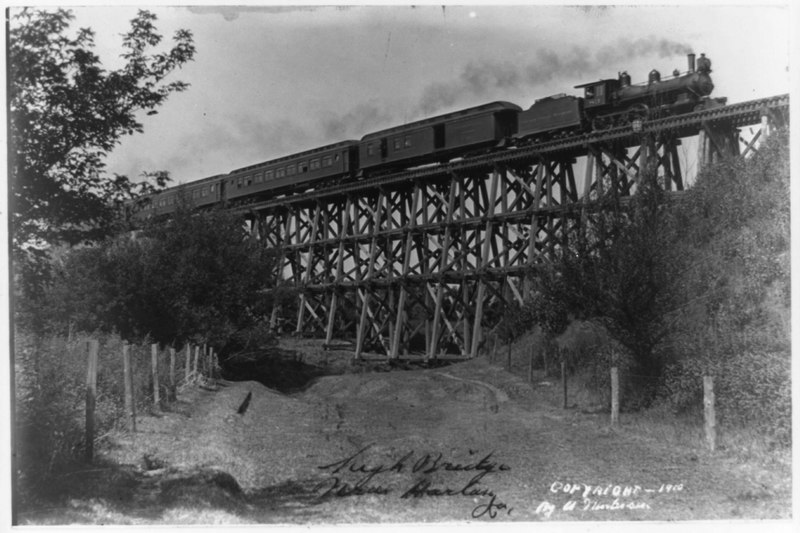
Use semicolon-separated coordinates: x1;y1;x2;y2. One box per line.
523;129;790;435
27;205;278;348
14;330;199;501
659;130;791;443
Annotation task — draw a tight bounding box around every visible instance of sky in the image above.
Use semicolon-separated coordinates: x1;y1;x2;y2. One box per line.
9;2;796;186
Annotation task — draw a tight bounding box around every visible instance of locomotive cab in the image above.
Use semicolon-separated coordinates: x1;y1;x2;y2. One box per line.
575;79;620;109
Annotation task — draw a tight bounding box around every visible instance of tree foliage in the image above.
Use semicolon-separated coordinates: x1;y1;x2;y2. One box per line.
8;7;195;294
660;131;790;439
524;130;790;436
36;206;278;349
528;165;689;380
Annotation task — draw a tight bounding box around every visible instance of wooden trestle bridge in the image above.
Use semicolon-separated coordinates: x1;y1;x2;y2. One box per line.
237;94;789;360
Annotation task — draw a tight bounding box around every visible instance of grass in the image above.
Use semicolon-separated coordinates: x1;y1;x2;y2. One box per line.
493;328;791;469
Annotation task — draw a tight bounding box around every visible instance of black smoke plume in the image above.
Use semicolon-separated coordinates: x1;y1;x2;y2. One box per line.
418;36;692;116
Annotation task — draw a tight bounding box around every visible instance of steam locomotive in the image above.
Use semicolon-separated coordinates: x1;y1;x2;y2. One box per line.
135;52;717;218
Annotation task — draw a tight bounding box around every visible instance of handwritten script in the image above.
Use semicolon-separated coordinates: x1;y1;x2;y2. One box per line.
315;445;512;519
534;480;685;518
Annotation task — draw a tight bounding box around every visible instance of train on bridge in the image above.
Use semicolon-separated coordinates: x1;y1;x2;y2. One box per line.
135;52;719;219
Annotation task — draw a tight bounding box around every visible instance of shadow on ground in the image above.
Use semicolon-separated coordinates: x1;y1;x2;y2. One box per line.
18;461;328;525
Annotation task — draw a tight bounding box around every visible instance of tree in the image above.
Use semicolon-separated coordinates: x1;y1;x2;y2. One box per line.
526;131;791;422
528;166;690;382
41;204;278;348
8;8;196;296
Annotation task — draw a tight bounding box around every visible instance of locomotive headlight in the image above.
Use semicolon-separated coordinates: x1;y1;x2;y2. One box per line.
632;119;643;133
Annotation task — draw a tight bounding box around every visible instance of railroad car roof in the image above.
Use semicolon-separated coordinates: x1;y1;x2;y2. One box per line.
135;173;224;203
178;174;226;188
361;101;522;141
229;140;359;174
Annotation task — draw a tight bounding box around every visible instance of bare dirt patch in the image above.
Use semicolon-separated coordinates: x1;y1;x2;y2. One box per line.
18;339;792;525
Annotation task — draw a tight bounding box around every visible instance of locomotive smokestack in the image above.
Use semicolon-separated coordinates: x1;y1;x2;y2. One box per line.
688;53;696;73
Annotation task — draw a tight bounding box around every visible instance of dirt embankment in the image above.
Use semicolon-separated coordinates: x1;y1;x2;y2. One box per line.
20;339;793;525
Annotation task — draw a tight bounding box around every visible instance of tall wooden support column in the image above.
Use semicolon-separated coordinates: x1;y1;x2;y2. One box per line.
545;160;558;255
268;210;286;331
499;168;510;269
428;181;457;360
391;184;421;358
698;122;739;170
760;108;771;142
418;185;434;356
296;202;327;334
458;176;472;356
668;139;684;191
293;208;308;332
526;161;545;266
325;196;352;344
470;168;500;357
385;192;398;352
580;151;596;236
355;191;386;359
638;134;653;181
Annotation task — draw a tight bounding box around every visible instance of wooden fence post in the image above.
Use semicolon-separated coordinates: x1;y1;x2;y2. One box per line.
151;343;160;409
561;360;568;409
193;345;200;380
528;345;534;383
203;343;208;377
184;344;191;384
85;339;99;462
610;366;620;426
704;375;716;451
169;346;176;401
543;347;549;377
122;342;136;432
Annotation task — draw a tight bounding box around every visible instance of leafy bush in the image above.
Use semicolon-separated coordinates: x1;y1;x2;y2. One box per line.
27;205;278;349
657;130;791;443
523;129;790;438
662;348;790;444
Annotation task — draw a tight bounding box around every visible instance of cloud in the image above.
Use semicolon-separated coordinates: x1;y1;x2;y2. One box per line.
416;36;692;116
321;102;394;140
595;37;693;66
186;6;326;22
149;113;314;182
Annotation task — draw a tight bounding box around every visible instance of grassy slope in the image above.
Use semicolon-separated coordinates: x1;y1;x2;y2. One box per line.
17;338;792;525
